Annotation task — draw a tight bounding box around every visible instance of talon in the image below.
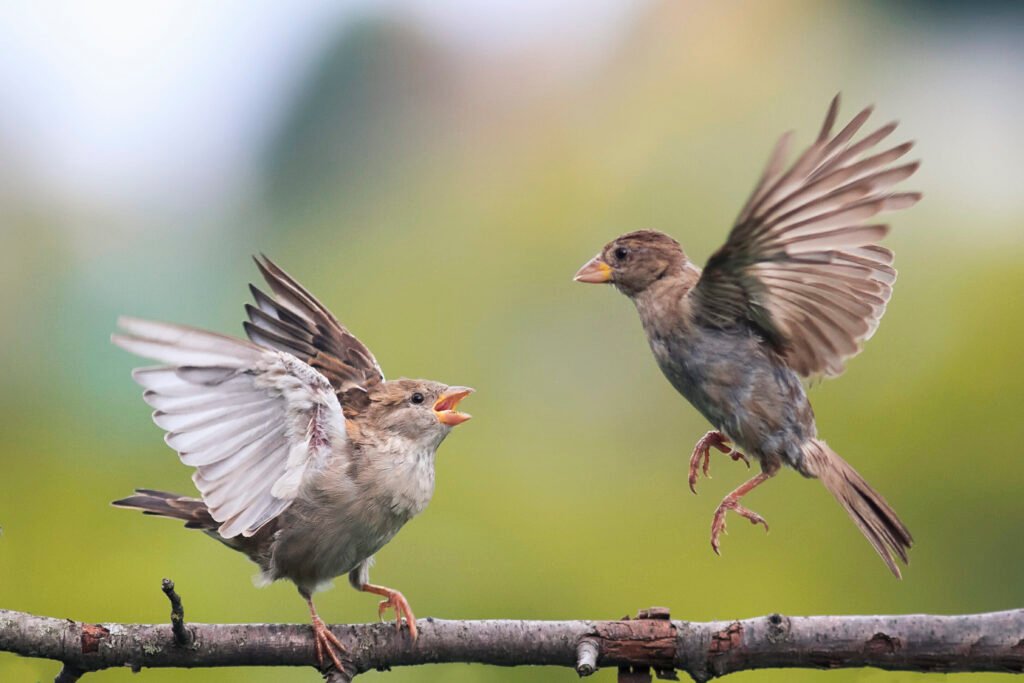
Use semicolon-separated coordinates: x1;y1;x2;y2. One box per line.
708;470;776;555
379;597;400;627
313;626;323;664
362;584;419;641
304;593;347;672
729;450;751;468
689;431;745;494
311;614;346;672
710;506;729;555
711;522;725;555
735;505;769;532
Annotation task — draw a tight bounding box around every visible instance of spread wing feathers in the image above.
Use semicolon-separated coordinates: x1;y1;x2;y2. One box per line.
112;316;347;538
694;95;921;377
245;255;384;396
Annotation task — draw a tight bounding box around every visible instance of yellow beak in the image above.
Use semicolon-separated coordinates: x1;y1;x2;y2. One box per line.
433;387;474;426
573;256;613;284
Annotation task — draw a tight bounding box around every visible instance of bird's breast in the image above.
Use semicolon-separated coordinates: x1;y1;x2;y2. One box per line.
648;322;815;465
266;441;437;587
350;439;438;522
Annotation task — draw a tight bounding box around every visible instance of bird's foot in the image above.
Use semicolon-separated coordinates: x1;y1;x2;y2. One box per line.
362;583;418;640
710;497;770;555
378;589;418;640
688;430;749;494
310;613;346;672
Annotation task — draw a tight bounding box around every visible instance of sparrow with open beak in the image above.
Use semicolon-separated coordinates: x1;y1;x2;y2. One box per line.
112;256;473;671
575;96;917;576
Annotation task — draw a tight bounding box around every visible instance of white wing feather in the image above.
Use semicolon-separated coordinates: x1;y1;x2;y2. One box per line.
113;316;347;538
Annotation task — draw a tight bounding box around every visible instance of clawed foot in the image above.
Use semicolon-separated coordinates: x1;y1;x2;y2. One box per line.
310;613;347;672
378;589;418;640
688;430;750;494
710;498;770;555
362;583;418;640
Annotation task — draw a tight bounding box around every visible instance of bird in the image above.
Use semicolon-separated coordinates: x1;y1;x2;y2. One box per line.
573;95;918;576
111;256;473;670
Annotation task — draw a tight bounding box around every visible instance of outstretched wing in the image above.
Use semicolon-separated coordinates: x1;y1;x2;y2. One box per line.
244;256;384;396
692;95;921;377
113;317;347;538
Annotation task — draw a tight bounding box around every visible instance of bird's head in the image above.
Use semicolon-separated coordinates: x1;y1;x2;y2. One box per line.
574;230;688;298
344;379;474;446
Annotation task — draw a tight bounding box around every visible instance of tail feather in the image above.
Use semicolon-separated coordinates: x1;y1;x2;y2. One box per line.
113;489;217;531
801;439;912;577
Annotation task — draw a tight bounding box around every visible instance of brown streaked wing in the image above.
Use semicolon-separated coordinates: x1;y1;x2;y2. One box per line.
245;255;384;394
693;95;921;377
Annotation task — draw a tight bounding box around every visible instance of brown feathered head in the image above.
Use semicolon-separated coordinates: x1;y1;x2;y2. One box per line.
574;230;688;297
342;380;473;442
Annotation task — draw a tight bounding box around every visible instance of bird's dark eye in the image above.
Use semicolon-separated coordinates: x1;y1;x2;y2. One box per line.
411;392;425;405
614;246;629;261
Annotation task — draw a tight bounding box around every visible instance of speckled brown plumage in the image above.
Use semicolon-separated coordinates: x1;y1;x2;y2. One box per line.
575;96;917;576
112;257;473;670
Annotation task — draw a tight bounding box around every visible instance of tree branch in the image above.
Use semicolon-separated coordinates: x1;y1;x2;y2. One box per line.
2;604;1022;681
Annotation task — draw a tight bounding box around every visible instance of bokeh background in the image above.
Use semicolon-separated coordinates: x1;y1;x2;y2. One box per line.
2;1;1023;681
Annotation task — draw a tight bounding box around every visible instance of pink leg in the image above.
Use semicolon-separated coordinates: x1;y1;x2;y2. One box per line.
710;470;775;555
688;430;750;494
304;594;346;671
362;583;419;641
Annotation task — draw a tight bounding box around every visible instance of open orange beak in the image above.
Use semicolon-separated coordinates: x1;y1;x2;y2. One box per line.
573;255;613;284
433;387;474;426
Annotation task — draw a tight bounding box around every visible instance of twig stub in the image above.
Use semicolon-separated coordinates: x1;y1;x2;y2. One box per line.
576;638;600;677
54;664;85;683
160;578;194;648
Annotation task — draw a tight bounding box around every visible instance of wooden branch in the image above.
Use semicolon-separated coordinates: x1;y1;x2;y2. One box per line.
2;603;1023;682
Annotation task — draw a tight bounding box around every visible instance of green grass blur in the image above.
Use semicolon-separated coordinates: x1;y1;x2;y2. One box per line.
2;2;1023;682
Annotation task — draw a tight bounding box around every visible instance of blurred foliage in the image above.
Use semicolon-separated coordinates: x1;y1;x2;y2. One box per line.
2;1;1023;682
263;17;456;214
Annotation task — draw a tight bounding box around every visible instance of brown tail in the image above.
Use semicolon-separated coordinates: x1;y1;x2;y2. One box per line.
801;439;913;577
112;489;217;531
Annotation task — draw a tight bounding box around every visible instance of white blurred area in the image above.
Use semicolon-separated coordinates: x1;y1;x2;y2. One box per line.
0;0;1021;245
0;0;642;216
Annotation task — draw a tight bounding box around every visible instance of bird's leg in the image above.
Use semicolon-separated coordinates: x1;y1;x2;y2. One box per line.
301;591;346;672
710;467;776;555
361;583;418;640
688;430;750;494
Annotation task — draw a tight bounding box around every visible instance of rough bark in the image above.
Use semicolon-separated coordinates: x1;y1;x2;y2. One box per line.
2;606;1023;681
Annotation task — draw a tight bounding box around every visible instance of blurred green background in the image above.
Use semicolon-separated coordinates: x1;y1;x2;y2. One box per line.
2;1;1023;681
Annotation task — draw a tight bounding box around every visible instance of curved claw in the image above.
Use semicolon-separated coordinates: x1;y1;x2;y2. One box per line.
364;584;419;641
689;448;710;494
377;598;396;624
711;501;770;555
379;592;418;640
311;614;346;672
730;450;751;468
709;471;775;555
688;431;741;494
304;594;347;673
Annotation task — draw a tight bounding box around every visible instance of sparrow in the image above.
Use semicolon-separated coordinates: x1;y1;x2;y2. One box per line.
112;256;473;670
574;96;918;576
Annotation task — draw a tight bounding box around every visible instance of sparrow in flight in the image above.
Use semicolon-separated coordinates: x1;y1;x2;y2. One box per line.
113;256;473;669
575;96;917;576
